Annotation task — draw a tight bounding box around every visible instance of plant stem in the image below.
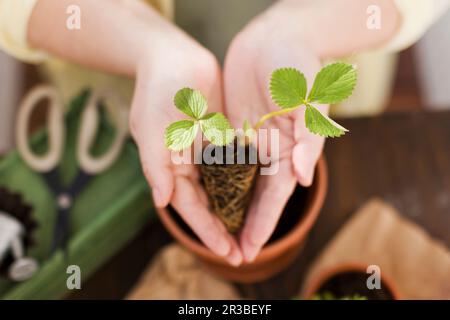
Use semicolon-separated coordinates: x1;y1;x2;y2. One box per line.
253;106;299;131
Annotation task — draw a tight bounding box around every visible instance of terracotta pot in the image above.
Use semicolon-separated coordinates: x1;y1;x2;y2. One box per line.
302;263;401;300
156;156;328;283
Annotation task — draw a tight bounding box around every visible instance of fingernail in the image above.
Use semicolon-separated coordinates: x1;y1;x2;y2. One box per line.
303;166;314;186
215;238;231;257
293;144;315;187
296;163;314;187
227;251;243;267
152;188;164;207
242;240;260;263
245;248;259;263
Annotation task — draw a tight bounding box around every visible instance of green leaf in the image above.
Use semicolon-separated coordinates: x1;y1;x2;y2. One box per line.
305;105;348;138
200;113;235;146
164;120;199;151
308;62;357;104
270;68;307;109
174;88;208;119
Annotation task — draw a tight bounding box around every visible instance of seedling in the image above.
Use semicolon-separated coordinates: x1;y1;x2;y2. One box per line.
164;62;357;233
164;88;234;152
165;62;357;151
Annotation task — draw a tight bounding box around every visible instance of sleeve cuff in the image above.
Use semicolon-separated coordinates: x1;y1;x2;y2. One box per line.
382;0;450;53
0;0;48;63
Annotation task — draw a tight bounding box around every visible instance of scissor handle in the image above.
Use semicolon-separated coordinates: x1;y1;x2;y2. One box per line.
16;85;65;172
77;90;129;174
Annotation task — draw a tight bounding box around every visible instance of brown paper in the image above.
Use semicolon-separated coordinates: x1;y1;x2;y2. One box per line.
301;198;450;299
127;244;240;300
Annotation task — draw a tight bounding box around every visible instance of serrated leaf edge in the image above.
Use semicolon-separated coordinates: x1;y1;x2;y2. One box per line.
308;62;357;104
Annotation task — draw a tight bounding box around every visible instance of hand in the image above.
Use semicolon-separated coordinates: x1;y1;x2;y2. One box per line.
224;2;327;262
130;27;243;266
27;0;241;265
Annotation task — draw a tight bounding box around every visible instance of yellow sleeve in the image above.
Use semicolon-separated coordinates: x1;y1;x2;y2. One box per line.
383;0;450;52
0;0;47;63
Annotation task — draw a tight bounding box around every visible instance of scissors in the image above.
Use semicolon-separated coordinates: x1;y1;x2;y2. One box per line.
15;85;129;255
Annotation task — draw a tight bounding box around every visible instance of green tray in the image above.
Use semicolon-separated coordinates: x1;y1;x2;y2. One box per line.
0;91;155;299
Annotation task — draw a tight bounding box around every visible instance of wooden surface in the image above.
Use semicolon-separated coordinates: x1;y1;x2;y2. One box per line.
237;110;450;299
388;49;423;111
70;110;450;299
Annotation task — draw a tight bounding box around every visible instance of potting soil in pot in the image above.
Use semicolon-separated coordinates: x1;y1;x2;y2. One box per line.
316;271;394;300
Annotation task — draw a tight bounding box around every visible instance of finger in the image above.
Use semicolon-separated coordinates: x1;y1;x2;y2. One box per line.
224;233;243;266
129;85;175;208
292;136;324;187
174;165;242;266
172;175;232;258
293;106;326;187
240;159;296;262
191;175;209;206
223;53;262;130
134;137;174;208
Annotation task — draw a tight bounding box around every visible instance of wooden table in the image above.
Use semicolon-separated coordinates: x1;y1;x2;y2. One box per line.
70;110;450;299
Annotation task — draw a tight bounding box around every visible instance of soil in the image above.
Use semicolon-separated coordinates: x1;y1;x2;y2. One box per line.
199;141;258;233
316;271;395;300
168;184;310;244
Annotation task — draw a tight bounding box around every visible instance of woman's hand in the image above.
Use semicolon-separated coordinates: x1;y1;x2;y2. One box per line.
130;29;243;266
29;0;243;265
224;3;327;263
224;0;399;262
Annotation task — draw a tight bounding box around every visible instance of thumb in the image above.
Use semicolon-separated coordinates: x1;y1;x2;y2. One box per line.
129;77;175;208
135;138;175;208
292;136;324;187
292;105;327;187
130;105;174;208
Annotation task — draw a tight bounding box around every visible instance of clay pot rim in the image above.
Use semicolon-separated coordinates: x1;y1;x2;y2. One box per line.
302;262;401;300
157;156;328;266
